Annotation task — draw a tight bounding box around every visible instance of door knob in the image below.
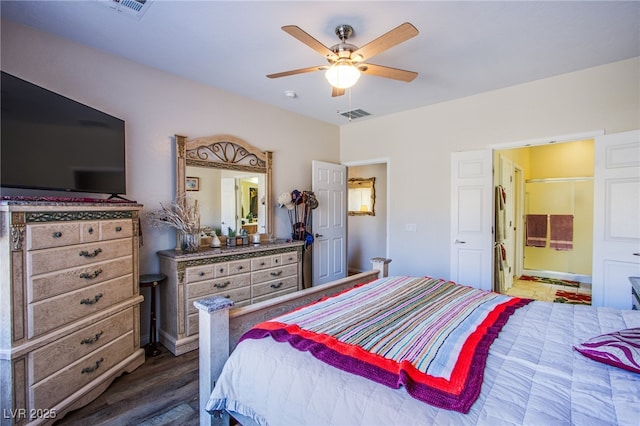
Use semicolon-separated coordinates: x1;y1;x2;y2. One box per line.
315;233;323;238
454;240;466;244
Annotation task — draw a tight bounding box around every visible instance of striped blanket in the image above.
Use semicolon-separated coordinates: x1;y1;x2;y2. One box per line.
241;276;531;413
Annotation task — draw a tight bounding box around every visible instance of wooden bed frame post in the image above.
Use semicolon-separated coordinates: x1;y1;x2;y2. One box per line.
195;297;234;426
371;257;392;277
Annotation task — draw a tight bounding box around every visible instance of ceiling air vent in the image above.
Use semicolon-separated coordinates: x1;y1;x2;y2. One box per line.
97;0;153;20
339;109;371;120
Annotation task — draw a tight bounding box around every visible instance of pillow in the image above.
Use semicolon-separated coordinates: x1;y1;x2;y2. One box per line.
574;328;640;374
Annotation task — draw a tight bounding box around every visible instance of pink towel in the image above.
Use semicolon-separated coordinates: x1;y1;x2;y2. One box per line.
526;214;547;247
550;215;573;251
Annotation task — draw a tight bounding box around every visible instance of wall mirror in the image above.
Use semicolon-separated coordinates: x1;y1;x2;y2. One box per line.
348;177;376;216
175;134;272;238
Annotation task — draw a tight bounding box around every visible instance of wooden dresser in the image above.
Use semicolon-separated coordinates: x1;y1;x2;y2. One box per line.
0;201;144;425
157;240;304;355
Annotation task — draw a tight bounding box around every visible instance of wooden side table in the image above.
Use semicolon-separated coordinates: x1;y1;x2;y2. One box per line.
140;273;167;356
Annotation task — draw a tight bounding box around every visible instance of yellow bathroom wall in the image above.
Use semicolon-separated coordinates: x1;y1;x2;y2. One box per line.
528;139;594;179
523;139;594;275
524;180;594;274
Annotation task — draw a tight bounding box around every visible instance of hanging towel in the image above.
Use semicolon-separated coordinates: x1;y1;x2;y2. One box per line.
550;214;574;251
526;214;547;247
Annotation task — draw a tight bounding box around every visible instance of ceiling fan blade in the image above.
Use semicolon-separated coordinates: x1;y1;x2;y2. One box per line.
332;87;345;97
352;22;418;61
282;25;339;61
359;63;418;82
267;65;326;79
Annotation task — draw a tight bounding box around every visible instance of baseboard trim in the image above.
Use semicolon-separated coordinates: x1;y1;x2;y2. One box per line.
522;269;591;284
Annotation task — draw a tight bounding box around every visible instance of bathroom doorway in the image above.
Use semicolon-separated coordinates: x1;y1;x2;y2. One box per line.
496;139;594;303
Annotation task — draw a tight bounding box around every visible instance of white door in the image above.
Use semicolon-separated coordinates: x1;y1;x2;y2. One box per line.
592;130;640;309
312;160;347;286
220;177;236;235
450;150;494;291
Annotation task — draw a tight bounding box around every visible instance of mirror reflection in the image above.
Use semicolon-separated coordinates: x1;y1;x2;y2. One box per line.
185;166;266;236
348;177;376;216
175;134;273;243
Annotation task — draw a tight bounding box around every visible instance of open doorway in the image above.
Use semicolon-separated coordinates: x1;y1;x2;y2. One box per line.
346;162;388;274
495;139;594;305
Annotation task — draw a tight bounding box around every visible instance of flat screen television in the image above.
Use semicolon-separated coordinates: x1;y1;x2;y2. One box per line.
1;71;126;197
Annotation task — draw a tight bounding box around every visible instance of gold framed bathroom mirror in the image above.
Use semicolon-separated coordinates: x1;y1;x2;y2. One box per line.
175;134;273;239
348;177;376;216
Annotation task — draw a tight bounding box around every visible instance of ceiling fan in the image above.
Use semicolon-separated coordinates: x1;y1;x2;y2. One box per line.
267;23;419;97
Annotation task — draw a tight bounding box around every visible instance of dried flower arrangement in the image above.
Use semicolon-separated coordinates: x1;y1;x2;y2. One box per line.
146;194;201;235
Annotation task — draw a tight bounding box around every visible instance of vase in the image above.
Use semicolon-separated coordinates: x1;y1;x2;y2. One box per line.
211;233;221;248
180;231;200;252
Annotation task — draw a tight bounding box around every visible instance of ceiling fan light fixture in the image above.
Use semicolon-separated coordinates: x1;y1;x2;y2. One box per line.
325;61;361;89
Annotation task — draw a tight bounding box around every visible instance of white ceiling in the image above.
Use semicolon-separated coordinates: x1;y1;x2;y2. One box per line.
2;1;639;126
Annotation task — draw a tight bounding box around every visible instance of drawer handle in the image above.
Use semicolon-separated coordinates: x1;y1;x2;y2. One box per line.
214;281;231;289
271;282;283;289
115;226;122;232
80;268;103;280
237;266;244;270
219;268;224;273
53;231;63;238
274;259;279;263
199;272;205;277
80;293;103;305
260;262;266;266
79;248;102;258
81;357;104;374
287;257;294;261
88;227;94;234
270;271;283;277
81;331;104;345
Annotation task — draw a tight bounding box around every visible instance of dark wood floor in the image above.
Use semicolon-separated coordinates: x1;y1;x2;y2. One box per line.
54;346;200;426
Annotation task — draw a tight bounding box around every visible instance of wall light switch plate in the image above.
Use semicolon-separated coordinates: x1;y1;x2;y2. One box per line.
405;223;417;232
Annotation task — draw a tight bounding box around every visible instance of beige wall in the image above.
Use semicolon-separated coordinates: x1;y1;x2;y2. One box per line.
347;163;387;273
341;57;640;280
0;20;340;275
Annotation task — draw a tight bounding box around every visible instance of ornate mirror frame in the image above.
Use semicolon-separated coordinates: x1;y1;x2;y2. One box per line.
175;134;273;238
348;177;376;216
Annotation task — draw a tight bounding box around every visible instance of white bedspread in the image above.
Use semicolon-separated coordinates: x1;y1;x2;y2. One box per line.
207;301;640;426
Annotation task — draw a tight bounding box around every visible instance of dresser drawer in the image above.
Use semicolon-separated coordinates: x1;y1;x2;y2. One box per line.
27;222;85;250
187;274;250;299
252;264;297;285
30;331;135;410
280;251;298;265
29;256;133;303
28;275;134;338
251;256;274;271
28;238;133;276
185;265;215;283
100;219;133;240
187;286;251;317
252;275;298;300
228;259;251;276
186;290;251;336
30;308;134;383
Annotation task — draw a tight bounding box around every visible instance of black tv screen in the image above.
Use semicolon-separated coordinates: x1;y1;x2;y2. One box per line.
1;71;126;196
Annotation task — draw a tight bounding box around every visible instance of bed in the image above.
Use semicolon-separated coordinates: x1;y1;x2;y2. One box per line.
195;262;640;426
